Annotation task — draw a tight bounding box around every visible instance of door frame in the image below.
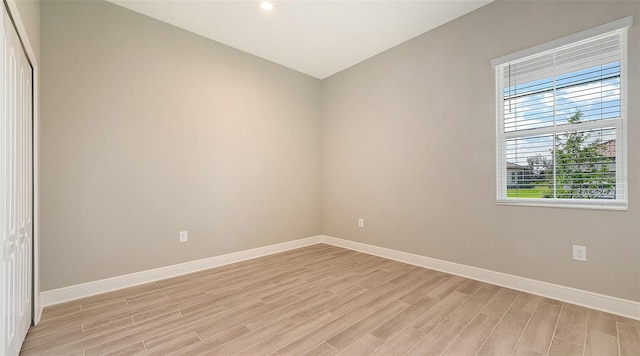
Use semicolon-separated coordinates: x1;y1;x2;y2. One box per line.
3;0;40;324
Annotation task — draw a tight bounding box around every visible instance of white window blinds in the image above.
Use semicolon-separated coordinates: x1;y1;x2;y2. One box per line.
494;18;631;209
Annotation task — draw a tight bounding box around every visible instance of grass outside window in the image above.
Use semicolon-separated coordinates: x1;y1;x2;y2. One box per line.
507;185;552;198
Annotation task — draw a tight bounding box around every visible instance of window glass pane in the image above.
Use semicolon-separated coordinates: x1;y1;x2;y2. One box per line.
504;62;621;132
502;57;555;132
555;127;616;199
503;85;554;132
506;134;553;199
555;63;620;125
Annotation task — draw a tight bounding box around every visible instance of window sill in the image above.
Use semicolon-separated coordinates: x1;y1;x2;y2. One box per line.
496;199;628;211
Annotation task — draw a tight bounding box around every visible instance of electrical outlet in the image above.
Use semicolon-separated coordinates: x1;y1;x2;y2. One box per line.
358;218;364;228
572;245;586;261
180;231;188;243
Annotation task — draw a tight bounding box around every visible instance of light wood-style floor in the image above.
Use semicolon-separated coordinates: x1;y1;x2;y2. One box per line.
21;244;640;355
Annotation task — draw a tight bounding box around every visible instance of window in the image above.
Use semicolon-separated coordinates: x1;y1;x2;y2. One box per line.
492;17;631;210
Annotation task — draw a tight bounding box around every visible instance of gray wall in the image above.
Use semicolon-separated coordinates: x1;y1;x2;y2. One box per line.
41;1;321;290
321;1;640;302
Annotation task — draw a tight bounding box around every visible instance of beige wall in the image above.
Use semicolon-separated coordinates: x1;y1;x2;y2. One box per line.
10;0;39;62
41;1;321;290
321;1;640;301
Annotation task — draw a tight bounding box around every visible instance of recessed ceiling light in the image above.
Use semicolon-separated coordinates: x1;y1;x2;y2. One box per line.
260;2;273;11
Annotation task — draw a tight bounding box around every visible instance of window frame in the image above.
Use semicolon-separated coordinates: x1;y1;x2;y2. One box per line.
493;18;631;211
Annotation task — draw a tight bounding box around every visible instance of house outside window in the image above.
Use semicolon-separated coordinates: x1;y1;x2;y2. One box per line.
492;18;630;210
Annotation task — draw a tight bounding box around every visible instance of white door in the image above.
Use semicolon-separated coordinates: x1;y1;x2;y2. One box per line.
1;5;33;355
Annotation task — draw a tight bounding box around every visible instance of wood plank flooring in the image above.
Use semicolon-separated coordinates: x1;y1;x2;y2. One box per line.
20;244;640;355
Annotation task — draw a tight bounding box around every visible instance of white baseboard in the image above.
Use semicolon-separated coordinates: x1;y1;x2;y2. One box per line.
40;234;639;321
321;235;640;321
41;235;322;307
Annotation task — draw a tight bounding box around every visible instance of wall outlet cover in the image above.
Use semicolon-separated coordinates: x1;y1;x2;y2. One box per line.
572;245;587;262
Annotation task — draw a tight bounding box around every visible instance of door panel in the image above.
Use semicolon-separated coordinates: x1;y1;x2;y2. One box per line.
18;44;32;335
2;6;33;355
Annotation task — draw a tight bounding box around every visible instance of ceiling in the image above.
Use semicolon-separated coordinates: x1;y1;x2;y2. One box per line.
107;0;492;79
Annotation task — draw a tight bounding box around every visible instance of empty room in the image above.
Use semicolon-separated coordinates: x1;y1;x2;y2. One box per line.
1;0;639;355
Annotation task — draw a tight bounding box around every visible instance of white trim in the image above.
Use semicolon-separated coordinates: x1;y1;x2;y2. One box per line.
3;0;41;325
41;236;322;306
321;235;640;321
33;50;41;326
619;29;629;214
33;61;41;324
496;200;628;211
491;16;633;67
